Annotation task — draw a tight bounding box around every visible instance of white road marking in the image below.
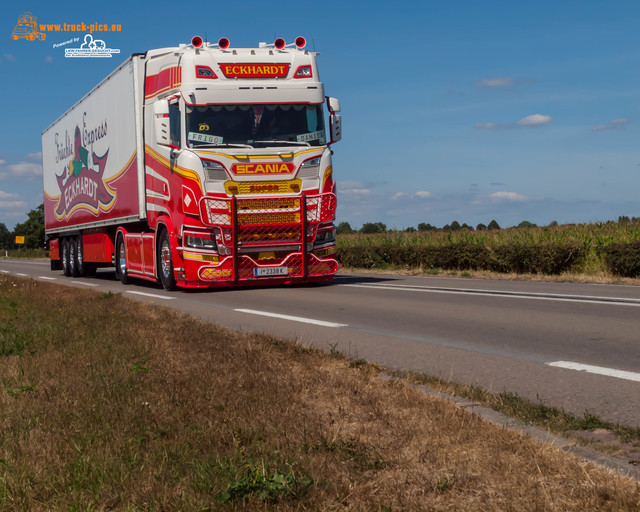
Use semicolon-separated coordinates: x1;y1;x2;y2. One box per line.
343;283;640;307
74;281;98;287
126;291;175;300
546;361;640;383
234;308;347;328
0;270;9;274
16;273;28;277
38;276;57;280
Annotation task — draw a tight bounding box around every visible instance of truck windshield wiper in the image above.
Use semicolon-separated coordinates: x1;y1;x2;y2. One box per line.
252;140;311;147
195;143;254;149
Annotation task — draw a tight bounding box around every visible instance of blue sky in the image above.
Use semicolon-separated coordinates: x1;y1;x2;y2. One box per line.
1;0;639;230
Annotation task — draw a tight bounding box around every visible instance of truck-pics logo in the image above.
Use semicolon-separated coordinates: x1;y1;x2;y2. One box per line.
53;124;115;220
12;12;46;41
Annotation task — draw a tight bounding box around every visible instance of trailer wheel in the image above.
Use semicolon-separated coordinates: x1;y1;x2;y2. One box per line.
115;235;130;285
158;230;177;291
69;238;80;277
62;239;71;277
75;237;87;276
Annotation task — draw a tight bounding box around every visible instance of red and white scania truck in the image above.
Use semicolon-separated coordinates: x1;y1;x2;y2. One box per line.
42;35;341;289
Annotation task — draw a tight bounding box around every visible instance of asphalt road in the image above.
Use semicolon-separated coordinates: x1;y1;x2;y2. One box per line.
3;258;640;427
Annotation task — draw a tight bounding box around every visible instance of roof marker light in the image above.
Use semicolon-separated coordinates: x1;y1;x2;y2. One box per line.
191;35;203;48
218;37;230;50
274;37;286;50
295;36;306;49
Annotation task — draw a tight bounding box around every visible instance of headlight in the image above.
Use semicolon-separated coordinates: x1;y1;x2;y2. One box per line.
202;160;225;169
315;229;336;245
202;160;227;182
185;234;217;250
302;157;321;167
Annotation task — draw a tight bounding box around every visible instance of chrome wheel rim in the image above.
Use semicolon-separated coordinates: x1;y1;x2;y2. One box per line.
70;244;76;273
119;241;126;275
161;240;171;278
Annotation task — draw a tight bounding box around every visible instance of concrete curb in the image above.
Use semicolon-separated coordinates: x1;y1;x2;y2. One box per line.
409;383;640;481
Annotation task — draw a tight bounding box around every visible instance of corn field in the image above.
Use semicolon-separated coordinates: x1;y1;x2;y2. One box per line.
336;221;640;277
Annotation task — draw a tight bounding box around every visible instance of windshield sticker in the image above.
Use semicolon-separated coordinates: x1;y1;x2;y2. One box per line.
296;131;324;143
188;132;223;144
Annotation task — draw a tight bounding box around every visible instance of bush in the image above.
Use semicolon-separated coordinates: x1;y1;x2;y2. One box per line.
337;242;585;275
600;241;640;277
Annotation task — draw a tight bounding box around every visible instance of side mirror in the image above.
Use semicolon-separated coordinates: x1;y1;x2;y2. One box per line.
326;97;342;144
330;114;342;143
153;99;171;146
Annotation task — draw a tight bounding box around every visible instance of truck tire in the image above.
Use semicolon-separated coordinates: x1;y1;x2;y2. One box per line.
62;239;71;277
69;239;80;277
115;235;130;285
75;237;87;276
158;230;177;291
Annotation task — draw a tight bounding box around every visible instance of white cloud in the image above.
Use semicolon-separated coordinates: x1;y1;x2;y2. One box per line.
477;114;552;130
339;181;372;196
3;54;16;62
392;191;432;200
592;118;629;132
45;56;53;63
0;157;42;181
0;190;25;210
475;122;501;130
475;77;514;88
516;114;552;126
0;201;26;209
490;191;527;201
6;162;42;177
27;152;42;160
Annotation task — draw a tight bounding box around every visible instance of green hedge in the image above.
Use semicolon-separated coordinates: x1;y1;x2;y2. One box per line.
600;241;640;278
337;242;586;275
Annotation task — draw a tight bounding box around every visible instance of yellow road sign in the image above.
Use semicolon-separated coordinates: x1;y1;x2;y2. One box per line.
15;236;25;244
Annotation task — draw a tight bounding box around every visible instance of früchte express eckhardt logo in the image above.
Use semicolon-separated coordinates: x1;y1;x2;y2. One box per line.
54;114;114;219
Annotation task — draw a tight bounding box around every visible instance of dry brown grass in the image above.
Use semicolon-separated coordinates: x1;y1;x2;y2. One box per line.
1;275;639;510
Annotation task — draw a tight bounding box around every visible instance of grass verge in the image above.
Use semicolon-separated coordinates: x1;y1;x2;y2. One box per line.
1;275;640;510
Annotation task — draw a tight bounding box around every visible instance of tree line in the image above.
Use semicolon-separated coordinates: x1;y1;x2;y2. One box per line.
0;204;45;250
337;216;640;235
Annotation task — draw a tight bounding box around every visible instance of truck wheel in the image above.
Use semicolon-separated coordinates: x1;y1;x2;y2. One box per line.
62;239;71;277
115;235;130;285
158;230;177;291
70;239;80;277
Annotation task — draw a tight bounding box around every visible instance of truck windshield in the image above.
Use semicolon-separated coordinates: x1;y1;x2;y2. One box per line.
185;104;326;148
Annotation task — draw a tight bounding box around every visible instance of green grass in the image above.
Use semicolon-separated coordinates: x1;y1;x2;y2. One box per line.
2;275;640;510
2;249;48;259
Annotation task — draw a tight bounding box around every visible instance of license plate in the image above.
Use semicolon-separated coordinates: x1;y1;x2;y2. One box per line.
253;266;288;277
